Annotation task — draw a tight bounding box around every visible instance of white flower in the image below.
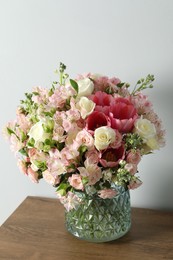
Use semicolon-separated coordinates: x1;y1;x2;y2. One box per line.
94;126;116;150
134;118;156;141
146;137;159;150
78;96;95;119
28;121;51;147
77;78;94;97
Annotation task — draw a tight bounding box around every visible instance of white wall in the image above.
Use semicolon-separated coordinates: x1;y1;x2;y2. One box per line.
0;0;173;225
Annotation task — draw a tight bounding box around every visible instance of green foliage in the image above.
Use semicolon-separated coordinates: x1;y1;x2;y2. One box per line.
123;133;143;150
131;74;155;95
70;79;79;94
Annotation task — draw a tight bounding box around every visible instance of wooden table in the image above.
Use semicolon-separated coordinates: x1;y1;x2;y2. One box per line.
0;196;173;260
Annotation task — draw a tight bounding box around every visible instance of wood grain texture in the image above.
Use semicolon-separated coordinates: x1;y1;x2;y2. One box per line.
0;196;173;260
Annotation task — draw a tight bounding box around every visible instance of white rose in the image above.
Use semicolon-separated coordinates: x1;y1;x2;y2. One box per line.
134;118;156;141
28;121;51;146
77;78;94;97
94;126;116;150
78;97;95;119
146;137;159;150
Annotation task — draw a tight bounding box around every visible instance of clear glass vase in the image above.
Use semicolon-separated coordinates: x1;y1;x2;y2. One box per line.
65;185;131;243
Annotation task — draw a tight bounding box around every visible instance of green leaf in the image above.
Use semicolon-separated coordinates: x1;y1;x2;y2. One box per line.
7;127;15;135
34;160;47;171
27;138;35;147
70;79;78;93
18;148;28;157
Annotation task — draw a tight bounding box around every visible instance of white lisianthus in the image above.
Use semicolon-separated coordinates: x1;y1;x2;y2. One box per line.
94;126;116;150
28;121;51;147
78;96;95;119
77;78;94;97
134;118;156;141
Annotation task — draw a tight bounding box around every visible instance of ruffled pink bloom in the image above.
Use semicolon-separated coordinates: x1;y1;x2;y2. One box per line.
110;130;122;149
92;76;121;92
124;163;138;175
128;179;142;190
16;108;31;133
32;86;49;104
86;111;111;132
42;170;60;186
130;93;152;115
68;174;84;190
85;149;99;164
126;150;141;164
27;167;39;183
98;189;117;199
99;145;125;167
17;159;27;175
78;162;102;185
109;97;138;132
60;191;81;212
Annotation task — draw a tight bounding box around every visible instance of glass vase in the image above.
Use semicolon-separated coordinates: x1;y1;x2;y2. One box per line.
65;185;131;243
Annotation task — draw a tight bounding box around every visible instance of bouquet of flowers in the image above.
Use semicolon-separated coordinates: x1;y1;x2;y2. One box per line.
4;63;165;211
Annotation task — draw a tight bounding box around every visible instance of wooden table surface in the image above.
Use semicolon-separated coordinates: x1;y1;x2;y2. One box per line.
0;196;173;260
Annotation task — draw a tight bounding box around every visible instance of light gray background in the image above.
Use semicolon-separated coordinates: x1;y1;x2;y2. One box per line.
0;0;173;225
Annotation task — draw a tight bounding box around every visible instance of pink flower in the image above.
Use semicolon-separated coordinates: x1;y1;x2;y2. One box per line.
86;111;111;132
78;161;102;185
17;159;27;175
42;170;60;186
128;179;142;190
90;91;113;115
99;146;125;167
62;191;81;212
126;150;141;165
68;174;84;190
92;76;121;92
75;129;94;148
85;149;99;164
27;167;39;183
98;189;117;199
109;97;138;132
130;93;152;115
124;163;138;175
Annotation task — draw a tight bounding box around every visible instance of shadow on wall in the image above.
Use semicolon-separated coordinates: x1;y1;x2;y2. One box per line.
154;166;173;210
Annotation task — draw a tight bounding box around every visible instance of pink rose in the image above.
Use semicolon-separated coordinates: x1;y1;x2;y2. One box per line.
99;145;125;167
126;150;141;164
68;174;84;190
109;97;138;132
98;189;117;199
75;129;94;148
86;111;111;132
